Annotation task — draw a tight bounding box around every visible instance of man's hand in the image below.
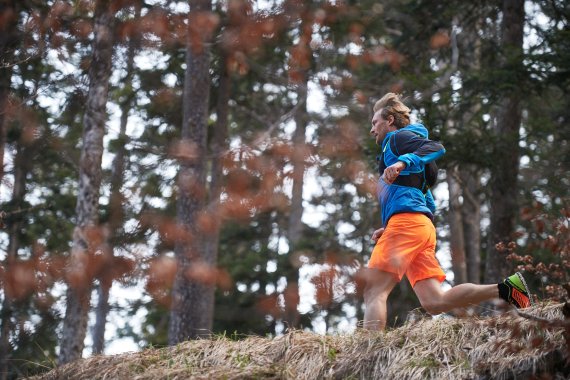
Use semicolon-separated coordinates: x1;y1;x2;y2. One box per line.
382;161;406;184
372;228;385;242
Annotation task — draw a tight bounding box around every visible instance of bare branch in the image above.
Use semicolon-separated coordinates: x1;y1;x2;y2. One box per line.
448;168;479;208
515;305;570;329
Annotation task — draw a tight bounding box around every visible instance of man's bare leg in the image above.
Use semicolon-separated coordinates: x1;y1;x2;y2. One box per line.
362;268;399;330
413;278;498;315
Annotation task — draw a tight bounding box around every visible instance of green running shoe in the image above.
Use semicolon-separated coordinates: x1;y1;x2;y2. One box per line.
498;272;533;308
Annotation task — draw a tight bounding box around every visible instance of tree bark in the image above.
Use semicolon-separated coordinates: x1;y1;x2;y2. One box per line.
0;2;18;377
456;12;484;285
447;166;467;285
58;0;115;365
91;3;140;355
461;167;481;283
0;0;19;201
288;82;307;248
0;142;29;380
283;79;307;330
168;0;214;343
202;50;230;324
282;8;312;329
485;0;524;283
91;281;110;355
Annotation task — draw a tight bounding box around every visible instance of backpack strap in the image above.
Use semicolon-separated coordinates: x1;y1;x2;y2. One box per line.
379;132;435;194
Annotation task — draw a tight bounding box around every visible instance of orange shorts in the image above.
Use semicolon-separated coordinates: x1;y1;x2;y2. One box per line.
368;213;446;288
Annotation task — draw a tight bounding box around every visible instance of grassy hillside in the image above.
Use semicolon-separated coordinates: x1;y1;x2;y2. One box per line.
31;303;569;380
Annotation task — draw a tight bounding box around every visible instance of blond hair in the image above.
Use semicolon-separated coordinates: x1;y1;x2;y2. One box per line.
373;93;411;129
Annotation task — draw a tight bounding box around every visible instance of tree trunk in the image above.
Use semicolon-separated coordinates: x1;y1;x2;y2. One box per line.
168;0;213;343
0;141;29;380
209;52;230;207
58;0;115;365
283;78;307;330
457;13;484;285
0;0;19;200
447;166;467;285
0;2;18;377
203;50;230;323
436;12;486;288
288;83;307;248
461;167;481;283
91;281;110;355
485;0;524;283
91;3;140;355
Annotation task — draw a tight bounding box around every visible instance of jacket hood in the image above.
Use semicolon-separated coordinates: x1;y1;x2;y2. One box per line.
401;123;429;138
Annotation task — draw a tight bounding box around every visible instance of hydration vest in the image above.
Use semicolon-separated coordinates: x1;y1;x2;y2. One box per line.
377;131;439;194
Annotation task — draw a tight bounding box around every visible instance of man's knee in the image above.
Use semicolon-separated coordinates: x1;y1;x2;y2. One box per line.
413;278;446;315
360;268;398;303
419;299;444;315
364;283;389;303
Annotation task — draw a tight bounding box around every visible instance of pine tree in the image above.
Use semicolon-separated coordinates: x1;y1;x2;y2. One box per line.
485;0;525;283
0;1;21;375
91;1;141;355
168;0;217;342
283;3;313;331
0;0;19;195
59;0;116;364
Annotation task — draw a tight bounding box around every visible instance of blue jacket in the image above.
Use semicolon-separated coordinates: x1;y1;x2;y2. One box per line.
377;123;445;227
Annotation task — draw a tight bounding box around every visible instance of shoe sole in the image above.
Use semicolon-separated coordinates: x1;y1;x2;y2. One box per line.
514;272;534;307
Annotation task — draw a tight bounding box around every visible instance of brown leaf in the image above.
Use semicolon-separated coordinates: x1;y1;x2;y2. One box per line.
188;11;220;53
65;250;92;289
354;90;367;105
430;31;450;49
185;261;232;290
4;261;36;300
256;293;281;317
283;284;300;312
196;211;220;235
71;19;92;39
226;168;254;196
146;256;177;306
148;256;177;283
169;139;200;161
221;196;253;221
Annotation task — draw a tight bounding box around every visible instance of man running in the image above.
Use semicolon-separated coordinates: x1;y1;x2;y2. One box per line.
363;93;532;330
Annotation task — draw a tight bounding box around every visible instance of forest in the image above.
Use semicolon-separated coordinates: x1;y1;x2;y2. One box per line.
0;0;568;378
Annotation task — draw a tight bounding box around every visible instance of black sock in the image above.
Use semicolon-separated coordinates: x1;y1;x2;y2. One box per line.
497;282;510;302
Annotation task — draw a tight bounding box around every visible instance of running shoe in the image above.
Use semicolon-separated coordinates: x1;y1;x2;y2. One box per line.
498;272;533;308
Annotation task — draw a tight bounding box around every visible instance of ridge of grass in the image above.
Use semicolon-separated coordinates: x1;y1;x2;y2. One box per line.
29;302;569;380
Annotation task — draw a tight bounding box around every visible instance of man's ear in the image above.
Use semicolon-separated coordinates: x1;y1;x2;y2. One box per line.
387;114;395;127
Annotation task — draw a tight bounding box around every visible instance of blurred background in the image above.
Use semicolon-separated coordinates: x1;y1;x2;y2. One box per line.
0;0;568;378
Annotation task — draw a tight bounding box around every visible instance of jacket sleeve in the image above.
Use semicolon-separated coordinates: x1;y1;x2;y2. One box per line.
393;131;445;170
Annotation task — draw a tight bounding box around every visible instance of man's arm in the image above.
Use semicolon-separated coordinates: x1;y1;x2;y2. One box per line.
382;161;406;183
371;227;385;242
393;132;445;170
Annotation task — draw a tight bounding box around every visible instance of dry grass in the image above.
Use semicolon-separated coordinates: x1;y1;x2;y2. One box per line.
30;302;569;380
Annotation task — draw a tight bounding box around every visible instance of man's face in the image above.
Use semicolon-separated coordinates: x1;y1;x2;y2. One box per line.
370;110;393;145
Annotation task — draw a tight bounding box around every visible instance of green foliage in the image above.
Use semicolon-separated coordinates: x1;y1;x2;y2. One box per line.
214;214;281;336
5;305;60;378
